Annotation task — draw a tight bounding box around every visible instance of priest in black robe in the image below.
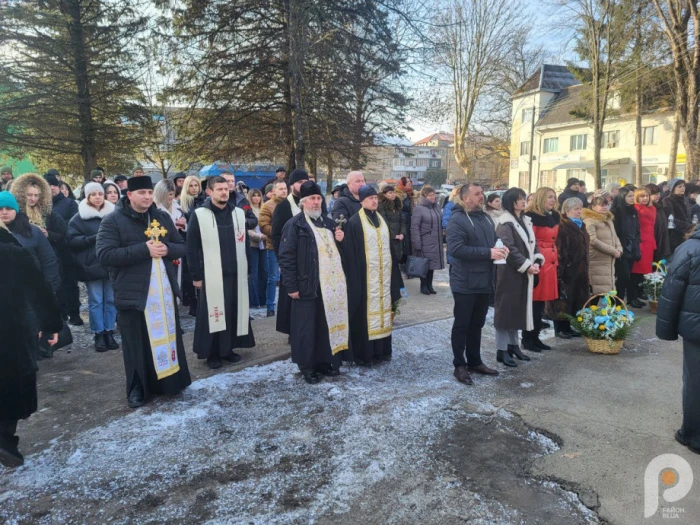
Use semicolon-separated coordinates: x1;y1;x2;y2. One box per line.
343;185;404;365
278;181;348;383
187;176;255;369
97;176;191;408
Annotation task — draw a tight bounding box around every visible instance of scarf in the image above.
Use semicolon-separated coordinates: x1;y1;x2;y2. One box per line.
571;217;583;228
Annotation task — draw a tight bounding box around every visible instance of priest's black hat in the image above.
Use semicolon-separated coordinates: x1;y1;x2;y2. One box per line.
359;185;377;201
300;180;322;199
127;176;153;192
289;168;309;185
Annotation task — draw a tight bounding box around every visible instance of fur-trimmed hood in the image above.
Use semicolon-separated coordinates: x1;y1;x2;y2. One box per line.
78;198;115;220
378;191;402;211
582;207;614;223
10;172;52;216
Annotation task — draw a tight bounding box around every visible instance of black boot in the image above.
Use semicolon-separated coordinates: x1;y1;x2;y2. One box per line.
507;344;530;361
555;330;572;339
521;336;542;353
427;283;437;294
94;332;108;352
104;330;119;350
127;385;145;408
68;314;84;326
534;337;552;350
0;442;24;468
496;350;517;367
420;282;430;295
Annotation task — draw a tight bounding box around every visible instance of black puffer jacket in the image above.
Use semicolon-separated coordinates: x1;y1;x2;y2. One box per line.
663;194;693;253
7;213;61;293
446;204;496;295
611;198;641;261
96;197;186;310
331;187;362;222
67;199;115;281
657;227;700;342
278;212;341;300
52;191;78;224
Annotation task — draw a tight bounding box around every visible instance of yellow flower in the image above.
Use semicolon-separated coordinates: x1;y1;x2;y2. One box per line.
601;309;607;316
616;306;621;312
577;316;583;322
599;325;606;330
591;305;598;311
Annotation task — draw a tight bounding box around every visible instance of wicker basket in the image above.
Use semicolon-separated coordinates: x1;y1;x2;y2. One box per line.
581;293;628;355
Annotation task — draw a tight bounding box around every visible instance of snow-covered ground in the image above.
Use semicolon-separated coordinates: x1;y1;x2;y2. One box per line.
0;315;595;524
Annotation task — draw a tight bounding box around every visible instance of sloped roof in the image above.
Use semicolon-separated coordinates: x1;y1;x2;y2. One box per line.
537;85;587;127
413;132;454;145
512;65;580;98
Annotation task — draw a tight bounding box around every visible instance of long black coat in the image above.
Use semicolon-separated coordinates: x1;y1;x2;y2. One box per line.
657;227;700;342
7;213;61;293
546;217;590;320
96;197;186;311
52;192;78;224
663;194;693;254
377;193;405;262
652;201;672;262
0;230;63;420
67;199;115;281
612;201;641;261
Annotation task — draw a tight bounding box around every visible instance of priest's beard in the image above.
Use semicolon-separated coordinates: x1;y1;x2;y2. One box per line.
304;208;322;220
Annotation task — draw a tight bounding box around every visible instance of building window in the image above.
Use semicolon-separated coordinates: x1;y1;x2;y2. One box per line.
522;108;534;123
520;141;531;156
566;168;587;181
540;170;555;187
602;130;620;148
570;134;587;151
642;167;658;185
643;126;657;145
519;171;529;191
543;138;558;153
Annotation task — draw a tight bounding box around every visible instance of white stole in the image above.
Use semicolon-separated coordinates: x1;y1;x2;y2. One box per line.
305;215;349;354
358;208;393;340
288;193;301;216
144;258;180;380
194;206;249;336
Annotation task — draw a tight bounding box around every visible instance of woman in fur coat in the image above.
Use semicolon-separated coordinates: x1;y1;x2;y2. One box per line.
582;196;622;295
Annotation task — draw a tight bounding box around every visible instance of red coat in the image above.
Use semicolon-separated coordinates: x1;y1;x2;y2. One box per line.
632;203;657;274
526;211;560;301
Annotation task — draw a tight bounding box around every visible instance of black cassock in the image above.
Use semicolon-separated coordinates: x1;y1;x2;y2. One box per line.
187;202;256;360
343;209;404;364
119;308;191;401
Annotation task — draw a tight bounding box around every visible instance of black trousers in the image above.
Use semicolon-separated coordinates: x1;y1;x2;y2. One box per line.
58;263;80;317
0;420;19;450
680;340;700;449
420;269;435;289
615;257;638;302
451;292;490;368
523;300;545;339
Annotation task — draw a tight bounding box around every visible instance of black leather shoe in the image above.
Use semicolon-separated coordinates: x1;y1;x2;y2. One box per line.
303;372;321;384
427;285;437;294
467;363;500;376
95;333;108;352
69;314;84;326
508;344;530;361
222;352;242;363
420;285;431;295
267;310;275;317
207;358;223;369
534;337;552;350
453;366;473;385
521;338;542;353
127;386;145;409
317;365;340;377
555;331;572;339
0;443;24;468
105;331;119;350
188;307;197;317
497;350;517;367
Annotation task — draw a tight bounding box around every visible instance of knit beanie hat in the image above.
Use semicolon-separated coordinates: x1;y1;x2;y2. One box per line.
83;182;104;196
0;191;20;213
44;174;60;187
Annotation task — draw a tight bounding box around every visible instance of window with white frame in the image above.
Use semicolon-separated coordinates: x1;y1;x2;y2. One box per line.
602;130;620;148
643;126;657;145
570;134;587;151
519;171;529;191
543;137;559;153
522;108;534;123
540;170;556;187
520;141;531;156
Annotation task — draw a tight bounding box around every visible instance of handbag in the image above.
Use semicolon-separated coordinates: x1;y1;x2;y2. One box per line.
405;254;430;279
39;321;73;353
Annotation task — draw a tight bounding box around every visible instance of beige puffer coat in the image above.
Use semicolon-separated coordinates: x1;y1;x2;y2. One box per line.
582;207;622;294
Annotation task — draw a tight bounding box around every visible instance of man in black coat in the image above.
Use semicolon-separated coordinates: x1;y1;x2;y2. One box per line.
278;181;347;383
331;171;365;222
0;228;63;467
96;177;191;408
447;183;505;384
558;178;588;208
657;226;700;454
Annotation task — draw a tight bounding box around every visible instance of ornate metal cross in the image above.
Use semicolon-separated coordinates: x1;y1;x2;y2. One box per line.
335;214;347;230
145;219;168;244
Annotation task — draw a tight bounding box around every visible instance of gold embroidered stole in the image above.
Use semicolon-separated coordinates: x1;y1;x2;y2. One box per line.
305;216;349;354
144;258;180;380
358;208;393;340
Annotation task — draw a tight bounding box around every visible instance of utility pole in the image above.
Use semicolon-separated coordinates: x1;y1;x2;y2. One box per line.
527;105;536;193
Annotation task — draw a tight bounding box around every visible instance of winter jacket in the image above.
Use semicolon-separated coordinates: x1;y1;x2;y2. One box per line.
525;210;560;301
248;206;266;249
52;191;78;224
546;217;590;320
663;194;693;253
558;189;588;208
377;192;406;262
278;212;341;300
331;187;362;222
582;208;622;294
441;200;455;229
495;211;545;331
7;213;61;293
67;199;115;282
486;207;503;224
96;197;186;310
612;201;641;262
186;199;251;282
0;230;63;421
652;201;671;262
259;195;283;251
656;227;700;342
632;203;657;274
411;196;445;271
446;203;496;295
397;188;414;261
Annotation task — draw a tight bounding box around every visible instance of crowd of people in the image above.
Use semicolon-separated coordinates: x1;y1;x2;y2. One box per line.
3;162;700;467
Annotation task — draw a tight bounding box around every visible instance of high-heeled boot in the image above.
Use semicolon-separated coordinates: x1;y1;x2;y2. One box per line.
496;350;517;367
507;344;530;361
